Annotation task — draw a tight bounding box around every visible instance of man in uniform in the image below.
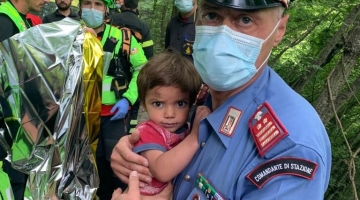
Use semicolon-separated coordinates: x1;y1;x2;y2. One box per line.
42;0;80;23
109;0;153;134
165;0;197;61
78;0;147;199
0;0;48;198
0;0;48;40
110;0;153;59
110;0;332;199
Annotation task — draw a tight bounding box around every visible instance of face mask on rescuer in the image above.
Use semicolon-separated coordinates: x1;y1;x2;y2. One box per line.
174;0;194;13
192;22;280;91
81;8;104;28
115;3;121;9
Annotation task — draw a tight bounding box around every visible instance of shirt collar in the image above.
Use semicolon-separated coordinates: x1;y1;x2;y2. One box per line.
121;9;137;15
55;9;78;17
177;9;198;24
204;66;271;147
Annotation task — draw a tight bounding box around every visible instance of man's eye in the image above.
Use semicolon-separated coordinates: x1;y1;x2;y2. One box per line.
239;16;252;24
202;12;220;24
203;13;217;20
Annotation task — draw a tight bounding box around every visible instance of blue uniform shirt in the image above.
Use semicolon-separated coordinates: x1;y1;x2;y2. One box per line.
173;66;331;200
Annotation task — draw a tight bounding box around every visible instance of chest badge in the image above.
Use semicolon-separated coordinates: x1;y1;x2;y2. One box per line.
196;173;225;200
182;38;194;56
248;102;289;157
219;107;242;137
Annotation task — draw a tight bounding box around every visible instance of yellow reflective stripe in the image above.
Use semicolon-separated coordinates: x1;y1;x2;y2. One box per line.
101;24;111;45
102;82;111;92
129;128;136;133
130;120;137;125
141;40;154;48
133;64;144;71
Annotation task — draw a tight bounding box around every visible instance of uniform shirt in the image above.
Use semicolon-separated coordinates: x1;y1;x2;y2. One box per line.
173;66;332;200
133;120;190;195
42;9;80;23
99;24;147;116
164;10;197;61
110;10;153;59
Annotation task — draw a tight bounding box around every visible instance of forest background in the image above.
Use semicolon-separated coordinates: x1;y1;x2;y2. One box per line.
37;0;360;199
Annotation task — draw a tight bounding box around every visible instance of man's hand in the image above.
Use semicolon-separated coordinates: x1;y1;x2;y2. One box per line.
110;129;152;187
85;27;97;37
111;171;141;200
111;171;173;200
110;98;129;121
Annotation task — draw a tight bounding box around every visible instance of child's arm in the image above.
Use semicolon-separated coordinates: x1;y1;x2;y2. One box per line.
141;106;211;183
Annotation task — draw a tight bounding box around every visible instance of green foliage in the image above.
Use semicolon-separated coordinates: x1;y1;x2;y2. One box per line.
270;0;360;199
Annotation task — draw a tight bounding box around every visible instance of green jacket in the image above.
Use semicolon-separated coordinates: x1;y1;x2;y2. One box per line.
100;24;147;105
0;1;27;32
0;3;25;199
0;161;15;200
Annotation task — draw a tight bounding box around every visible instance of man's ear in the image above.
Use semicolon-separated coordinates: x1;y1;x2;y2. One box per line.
273;14;289;47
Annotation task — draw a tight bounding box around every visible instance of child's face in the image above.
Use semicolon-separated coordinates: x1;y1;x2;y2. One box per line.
144;86;190;132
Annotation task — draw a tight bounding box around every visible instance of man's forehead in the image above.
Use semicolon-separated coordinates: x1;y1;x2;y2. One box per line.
201;0;289;9
82;0;104;3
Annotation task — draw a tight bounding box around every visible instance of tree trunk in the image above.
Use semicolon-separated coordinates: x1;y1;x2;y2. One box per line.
315;10;360;124
292;4;360;92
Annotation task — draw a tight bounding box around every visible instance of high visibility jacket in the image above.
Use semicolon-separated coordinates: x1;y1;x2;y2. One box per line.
0;161;15;200
0;1;27;32
100;24;147;105
0;3;26;199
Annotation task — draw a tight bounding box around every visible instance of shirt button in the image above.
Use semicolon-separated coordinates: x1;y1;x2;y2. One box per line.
201;142;206;148
184;175;191;181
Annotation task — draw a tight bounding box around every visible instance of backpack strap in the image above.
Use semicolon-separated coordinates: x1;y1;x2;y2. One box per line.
120;27;132;61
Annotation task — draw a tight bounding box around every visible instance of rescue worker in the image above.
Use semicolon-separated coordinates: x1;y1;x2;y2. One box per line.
78;0;147;199
0;0;48;40
111;0;332;199
42;0;80;23
0;0;48;198
108;0;122;15
109;0;153;134
110;0;153;59
165;0;198;61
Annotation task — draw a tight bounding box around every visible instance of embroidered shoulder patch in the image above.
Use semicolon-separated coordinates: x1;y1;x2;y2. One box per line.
246;157;318;188
248;102;288;157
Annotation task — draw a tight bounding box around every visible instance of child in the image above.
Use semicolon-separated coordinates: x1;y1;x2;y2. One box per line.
133;51;211;198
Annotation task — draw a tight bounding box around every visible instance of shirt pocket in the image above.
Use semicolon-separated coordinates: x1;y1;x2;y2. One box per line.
187;187;208;200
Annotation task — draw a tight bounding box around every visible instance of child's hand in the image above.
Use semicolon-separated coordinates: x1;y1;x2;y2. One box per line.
191;106;211;135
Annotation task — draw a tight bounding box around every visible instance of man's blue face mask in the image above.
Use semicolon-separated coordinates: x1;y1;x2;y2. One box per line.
81;8;104;28
192;22;280;91
115;3;121;9
174;0;194;13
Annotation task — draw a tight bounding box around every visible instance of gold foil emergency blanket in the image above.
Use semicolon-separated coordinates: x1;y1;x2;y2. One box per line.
0;18;101;200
